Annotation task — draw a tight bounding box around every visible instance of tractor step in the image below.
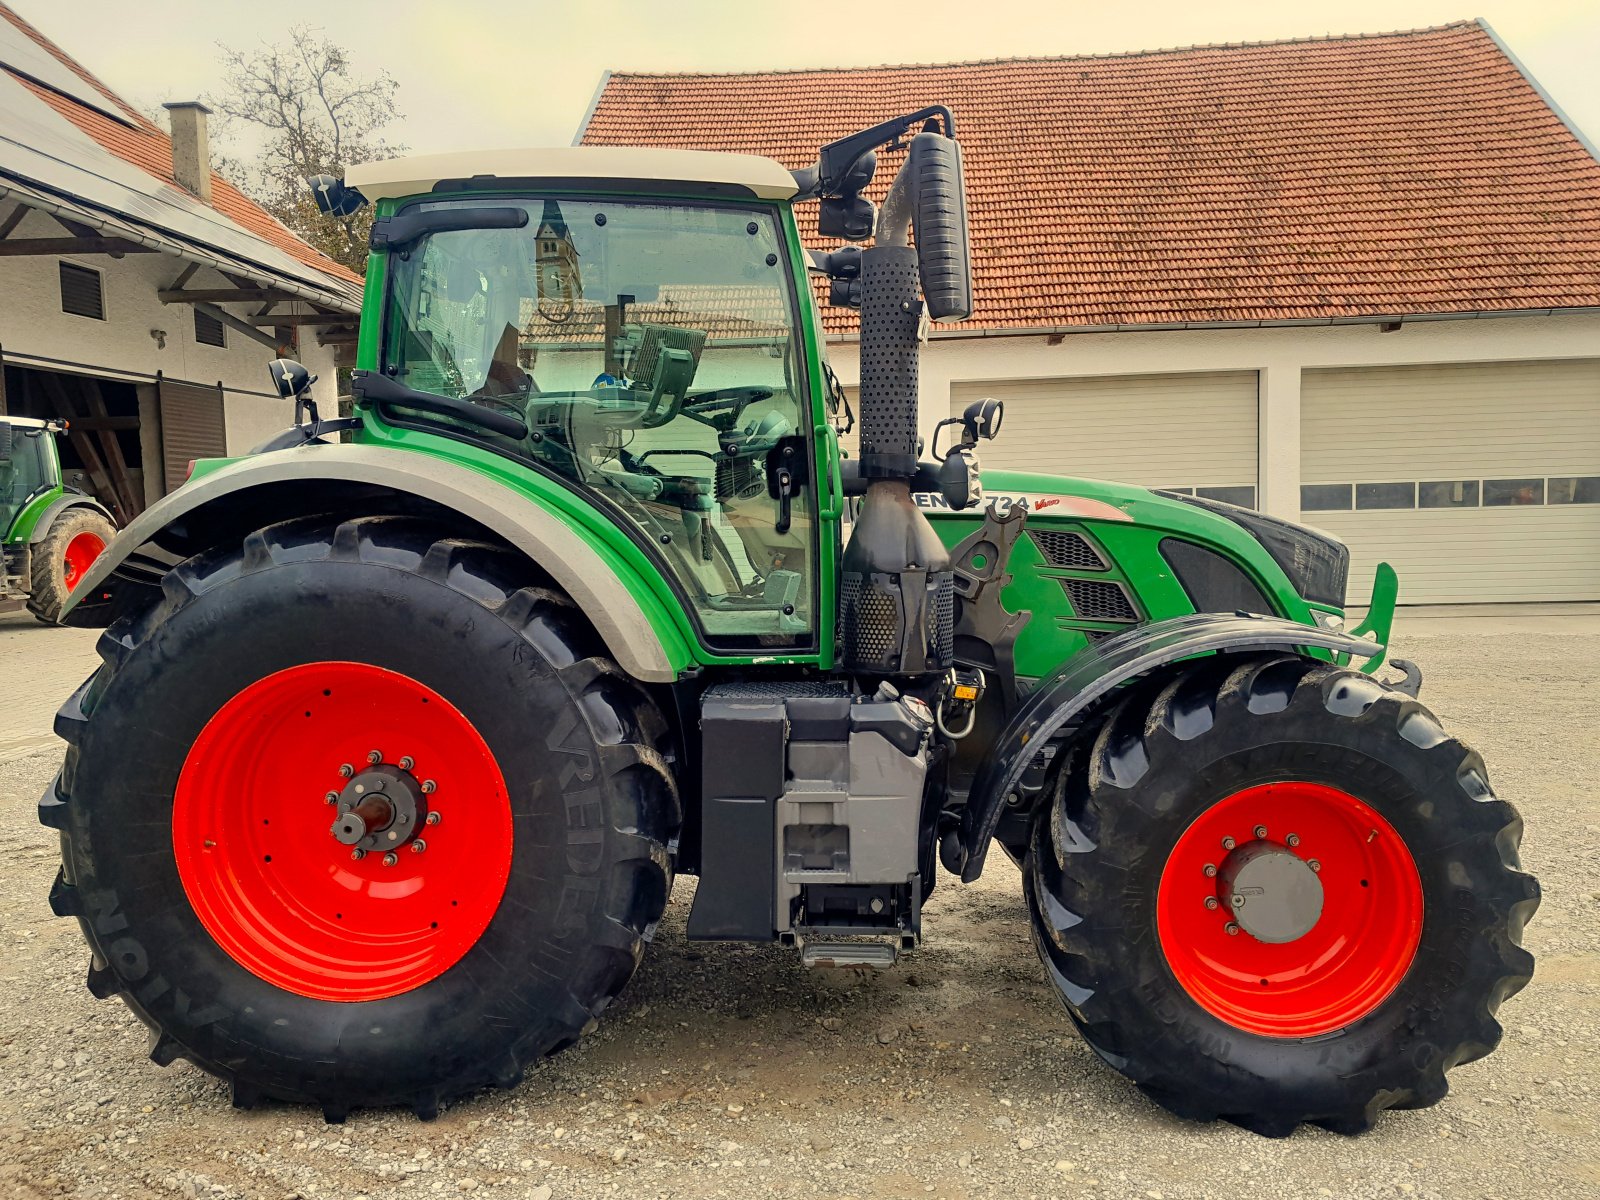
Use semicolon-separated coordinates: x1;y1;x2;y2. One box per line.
800;939;900;970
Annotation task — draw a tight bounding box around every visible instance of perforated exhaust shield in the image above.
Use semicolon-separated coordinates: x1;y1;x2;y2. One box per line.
856;245;922;480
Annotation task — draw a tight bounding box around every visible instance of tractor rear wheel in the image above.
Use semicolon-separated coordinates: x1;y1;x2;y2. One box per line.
28;506;115;622
1024;654;1539;1136
41;516;678;1121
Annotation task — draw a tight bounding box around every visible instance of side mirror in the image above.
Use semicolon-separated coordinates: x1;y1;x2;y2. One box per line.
307;174;368;218
269;358;315;400
907;132;974;322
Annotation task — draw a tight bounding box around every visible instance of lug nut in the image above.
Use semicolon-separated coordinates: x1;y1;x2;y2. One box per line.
1253;825;1268;839
1221;836;1236;850
350;848;366;861
338;763;354;779
425;811;441;826
410;839;427;854
325;791;339;804
1204;896;1220;910
1203;863;1217;878
1309;859;1321;873
399;755;415;771
421;780;437;795
1287;833;1301;847
382;852;399;867
1224;922;1240;936
367;750;383;765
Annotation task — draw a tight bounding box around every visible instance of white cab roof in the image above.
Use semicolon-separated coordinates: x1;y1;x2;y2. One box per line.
346;147;799;202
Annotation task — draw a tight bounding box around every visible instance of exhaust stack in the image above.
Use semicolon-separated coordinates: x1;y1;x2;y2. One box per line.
826;118;973;677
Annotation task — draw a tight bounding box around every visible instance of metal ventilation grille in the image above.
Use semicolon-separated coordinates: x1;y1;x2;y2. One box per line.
59;262;104;320
193;307;226;348
1029;528;1107;570
1060;578;1138;622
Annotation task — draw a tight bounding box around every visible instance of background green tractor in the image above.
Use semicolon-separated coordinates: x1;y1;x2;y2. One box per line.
1;415;116;622
38;111;1537;1136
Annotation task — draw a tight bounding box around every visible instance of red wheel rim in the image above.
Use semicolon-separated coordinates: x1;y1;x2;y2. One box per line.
62;531;106;590
172;662;512;1002
1155;781;1422;1037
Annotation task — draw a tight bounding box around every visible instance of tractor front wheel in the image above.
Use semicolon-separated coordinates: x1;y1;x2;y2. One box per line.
29;506;115;622
1024;655;1539;1136
42;516;678;1121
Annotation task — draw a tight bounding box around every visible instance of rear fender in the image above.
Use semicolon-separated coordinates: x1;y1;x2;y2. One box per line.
63;442;688;683
957;612;1385;881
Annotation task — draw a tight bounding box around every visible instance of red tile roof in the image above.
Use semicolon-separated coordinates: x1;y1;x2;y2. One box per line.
581;22;1600;332
0;2;360;285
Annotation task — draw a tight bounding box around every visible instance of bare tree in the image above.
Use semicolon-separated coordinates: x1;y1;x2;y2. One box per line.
211;28;403;271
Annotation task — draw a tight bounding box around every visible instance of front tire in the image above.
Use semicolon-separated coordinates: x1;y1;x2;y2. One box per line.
41;516;678;1121
1024;655;1539;1136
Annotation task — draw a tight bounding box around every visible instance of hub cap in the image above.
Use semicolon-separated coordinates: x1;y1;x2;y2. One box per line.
61;530;106;590
173;662;512;1002
1155;781;1423;1037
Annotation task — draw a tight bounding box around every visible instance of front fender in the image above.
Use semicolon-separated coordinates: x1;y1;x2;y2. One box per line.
957;612;1385;881
64;442;690;683
28;492;116;542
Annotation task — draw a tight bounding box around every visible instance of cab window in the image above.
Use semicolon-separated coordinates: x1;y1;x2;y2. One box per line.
382;198;813;649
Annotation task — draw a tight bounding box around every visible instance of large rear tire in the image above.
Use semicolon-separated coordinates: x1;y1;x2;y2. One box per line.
40;516;678;1121
1024;654;1539;1136
28;505;115;623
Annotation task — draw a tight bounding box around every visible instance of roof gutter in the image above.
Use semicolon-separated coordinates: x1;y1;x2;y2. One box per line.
822;306;1600;343
0;174;360;313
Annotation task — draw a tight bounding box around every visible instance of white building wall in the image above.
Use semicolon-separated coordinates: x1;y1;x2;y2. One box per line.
821;312;1600;523
0;204;344;453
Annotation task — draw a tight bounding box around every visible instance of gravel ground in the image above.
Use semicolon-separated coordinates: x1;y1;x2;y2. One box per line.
0;613;1596;1200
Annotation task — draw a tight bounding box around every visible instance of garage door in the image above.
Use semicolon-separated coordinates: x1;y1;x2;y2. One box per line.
951;371;1259;505
1301;360;1600;604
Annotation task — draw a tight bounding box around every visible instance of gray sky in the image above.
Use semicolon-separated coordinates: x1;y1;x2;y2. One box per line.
17;0;1600;156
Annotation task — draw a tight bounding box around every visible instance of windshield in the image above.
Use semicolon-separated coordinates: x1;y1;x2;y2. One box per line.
381;196;814;648
0;426;53;536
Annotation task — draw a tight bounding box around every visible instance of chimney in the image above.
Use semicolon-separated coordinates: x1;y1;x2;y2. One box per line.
163;101;213;204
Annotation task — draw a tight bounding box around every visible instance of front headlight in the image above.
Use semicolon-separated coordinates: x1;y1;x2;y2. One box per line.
1158;492;1350;607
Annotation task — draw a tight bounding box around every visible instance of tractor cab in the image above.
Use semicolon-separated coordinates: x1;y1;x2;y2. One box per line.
350;167;823;646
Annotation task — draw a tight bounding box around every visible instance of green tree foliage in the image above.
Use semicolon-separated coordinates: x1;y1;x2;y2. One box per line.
211;28;402;272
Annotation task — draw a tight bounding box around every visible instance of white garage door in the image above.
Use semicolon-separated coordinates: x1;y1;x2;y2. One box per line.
951;371;1259;506
1301;360;1600;604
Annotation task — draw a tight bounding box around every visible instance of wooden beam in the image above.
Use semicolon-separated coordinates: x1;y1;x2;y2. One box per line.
193;301;279;351
158;287;299;305
0;205;29;241
248;312;360;327
69;375;142;519
34;372;128;524
317;330;360;347
166;262;200;291
0;237;156;257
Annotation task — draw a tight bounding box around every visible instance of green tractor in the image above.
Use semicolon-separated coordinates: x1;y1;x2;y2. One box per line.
1;415;116;622
39;110;1538;1135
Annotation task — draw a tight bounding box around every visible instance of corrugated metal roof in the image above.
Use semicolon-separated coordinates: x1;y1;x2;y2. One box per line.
0;3;360;312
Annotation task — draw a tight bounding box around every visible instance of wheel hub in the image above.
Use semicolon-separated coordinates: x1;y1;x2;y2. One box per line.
1218;841;1324;943
329;763;428;853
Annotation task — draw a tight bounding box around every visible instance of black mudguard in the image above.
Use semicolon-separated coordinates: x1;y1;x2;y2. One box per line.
957;612;1385;881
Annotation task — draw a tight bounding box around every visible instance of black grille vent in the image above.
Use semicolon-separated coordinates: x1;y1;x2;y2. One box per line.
59;262;104;320
194;307;226;347
1029;528;1106;570
1061;578;1138;622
